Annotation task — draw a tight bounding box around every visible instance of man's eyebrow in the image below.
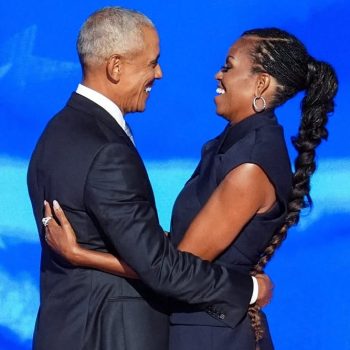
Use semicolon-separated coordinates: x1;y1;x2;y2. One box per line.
151;54;160;63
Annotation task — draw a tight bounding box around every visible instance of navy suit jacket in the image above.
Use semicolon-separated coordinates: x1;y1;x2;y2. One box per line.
27;93;253;350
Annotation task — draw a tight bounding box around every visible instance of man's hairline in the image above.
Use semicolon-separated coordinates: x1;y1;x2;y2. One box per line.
80;23;156;70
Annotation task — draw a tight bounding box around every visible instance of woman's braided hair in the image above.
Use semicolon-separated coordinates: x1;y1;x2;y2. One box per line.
241;28;338;342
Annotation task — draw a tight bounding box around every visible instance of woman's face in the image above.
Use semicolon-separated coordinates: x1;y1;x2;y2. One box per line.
214;38;258;122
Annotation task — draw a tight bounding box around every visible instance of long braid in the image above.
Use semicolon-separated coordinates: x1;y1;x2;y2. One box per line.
241;28;338;342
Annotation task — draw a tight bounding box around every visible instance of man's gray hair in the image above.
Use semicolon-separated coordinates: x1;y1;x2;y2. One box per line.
77;7;155;66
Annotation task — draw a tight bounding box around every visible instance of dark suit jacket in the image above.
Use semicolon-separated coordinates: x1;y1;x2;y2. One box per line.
27;92;253;350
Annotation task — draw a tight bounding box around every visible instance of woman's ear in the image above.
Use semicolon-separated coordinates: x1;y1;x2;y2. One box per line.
255;73;271;97
106;54;122;83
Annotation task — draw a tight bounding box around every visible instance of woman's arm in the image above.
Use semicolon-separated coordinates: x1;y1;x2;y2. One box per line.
177;163;276;261
44;201;138;279
45;163;275;277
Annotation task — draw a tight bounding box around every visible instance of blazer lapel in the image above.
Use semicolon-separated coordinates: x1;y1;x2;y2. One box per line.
66;92;135;148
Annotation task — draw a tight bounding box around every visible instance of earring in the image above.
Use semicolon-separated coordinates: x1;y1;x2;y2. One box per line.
253;96;266;113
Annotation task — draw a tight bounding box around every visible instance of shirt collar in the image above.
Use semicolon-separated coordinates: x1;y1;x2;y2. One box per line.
76;84;126;132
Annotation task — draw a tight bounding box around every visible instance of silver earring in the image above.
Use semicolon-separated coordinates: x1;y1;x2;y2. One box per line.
253;96;266;113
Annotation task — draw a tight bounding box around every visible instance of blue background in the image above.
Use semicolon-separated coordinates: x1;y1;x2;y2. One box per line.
0;0;349;349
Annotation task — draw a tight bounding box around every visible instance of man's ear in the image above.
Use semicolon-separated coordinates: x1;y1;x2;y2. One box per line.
254;73;271;97
106;54;122;83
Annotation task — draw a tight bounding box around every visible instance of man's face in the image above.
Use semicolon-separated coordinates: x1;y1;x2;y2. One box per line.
117;26;162;114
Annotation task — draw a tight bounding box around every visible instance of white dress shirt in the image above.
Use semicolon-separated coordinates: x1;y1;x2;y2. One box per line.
76;83;258;304
76;84;134;144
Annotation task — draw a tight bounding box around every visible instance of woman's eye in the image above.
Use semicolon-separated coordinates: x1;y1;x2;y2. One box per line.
221;64;231;72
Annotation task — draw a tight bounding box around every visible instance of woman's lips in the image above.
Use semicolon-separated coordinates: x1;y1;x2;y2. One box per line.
216;87;225;95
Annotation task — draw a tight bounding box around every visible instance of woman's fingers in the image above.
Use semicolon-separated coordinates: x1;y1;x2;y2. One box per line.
50;200;78;244
43;200;69;230
43;200;59;230
42;200;78;263
45;226;53;245
44;200;53;218
52;200;71;229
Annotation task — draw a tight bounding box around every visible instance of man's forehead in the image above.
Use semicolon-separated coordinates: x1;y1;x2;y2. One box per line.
141;25;159;40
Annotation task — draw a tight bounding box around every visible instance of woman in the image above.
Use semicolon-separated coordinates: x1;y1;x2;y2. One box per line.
43;28;338;349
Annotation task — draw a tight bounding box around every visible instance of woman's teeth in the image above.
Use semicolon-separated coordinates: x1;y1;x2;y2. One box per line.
216;87;225;95
145;87;152;93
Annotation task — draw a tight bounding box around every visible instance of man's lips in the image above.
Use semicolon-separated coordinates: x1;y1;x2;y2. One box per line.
144;81;155;93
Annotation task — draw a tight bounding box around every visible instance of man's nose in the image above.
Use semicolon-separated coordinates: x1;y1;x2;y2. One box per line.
155;64;163;79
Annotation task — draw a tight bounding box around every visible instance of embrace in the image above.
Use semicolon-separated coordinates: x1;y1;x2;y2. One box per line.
27;6;337;350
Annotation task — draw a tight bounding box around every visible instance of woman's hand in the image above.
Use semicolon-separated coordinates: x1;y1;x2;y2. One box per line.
43;200;138;278
44;200;80;264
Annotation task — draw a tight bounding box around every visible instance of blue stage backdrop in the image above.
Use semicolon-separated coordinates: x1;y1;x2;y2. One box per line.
0;0;349;349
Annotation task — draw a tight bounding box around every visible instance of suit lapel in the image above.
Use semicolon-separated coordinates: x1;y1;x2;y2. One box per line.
67;93;159;212
66;92;135;148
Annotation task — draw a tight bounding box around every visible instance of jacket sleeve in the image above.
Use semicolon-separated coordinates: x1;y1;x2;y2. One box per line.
84;142;253;328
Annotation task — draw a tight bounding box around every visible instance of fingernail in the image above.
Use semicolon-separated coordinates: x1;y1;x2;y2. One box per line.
53;200;60;210
44;200;47;205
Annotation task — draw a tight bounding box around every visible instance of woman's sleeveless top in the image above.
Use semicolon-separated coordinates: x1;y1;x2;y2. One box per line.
170;109;293;327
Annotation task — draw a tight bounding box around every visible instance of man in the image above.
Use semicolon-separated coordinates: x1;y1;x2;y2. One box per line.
27;7;271;350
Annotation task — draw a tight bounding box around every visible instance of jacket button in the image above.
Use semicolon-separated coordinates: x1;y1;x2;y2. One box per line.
219;313;226;320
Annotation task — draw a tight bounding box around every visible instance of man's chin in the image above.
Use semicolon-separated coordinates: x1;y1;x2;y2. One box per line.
127;104;147;114
135;105;146;113
137;100;148;112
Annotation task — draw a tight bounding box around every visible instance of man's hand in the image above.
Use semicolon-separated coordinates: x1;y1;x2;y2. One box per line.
255;274;274;307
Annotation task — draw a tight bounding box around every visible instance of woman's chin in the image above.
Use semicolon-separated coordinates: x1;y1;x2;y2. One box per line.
215;104;225;117
214;95;228;115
